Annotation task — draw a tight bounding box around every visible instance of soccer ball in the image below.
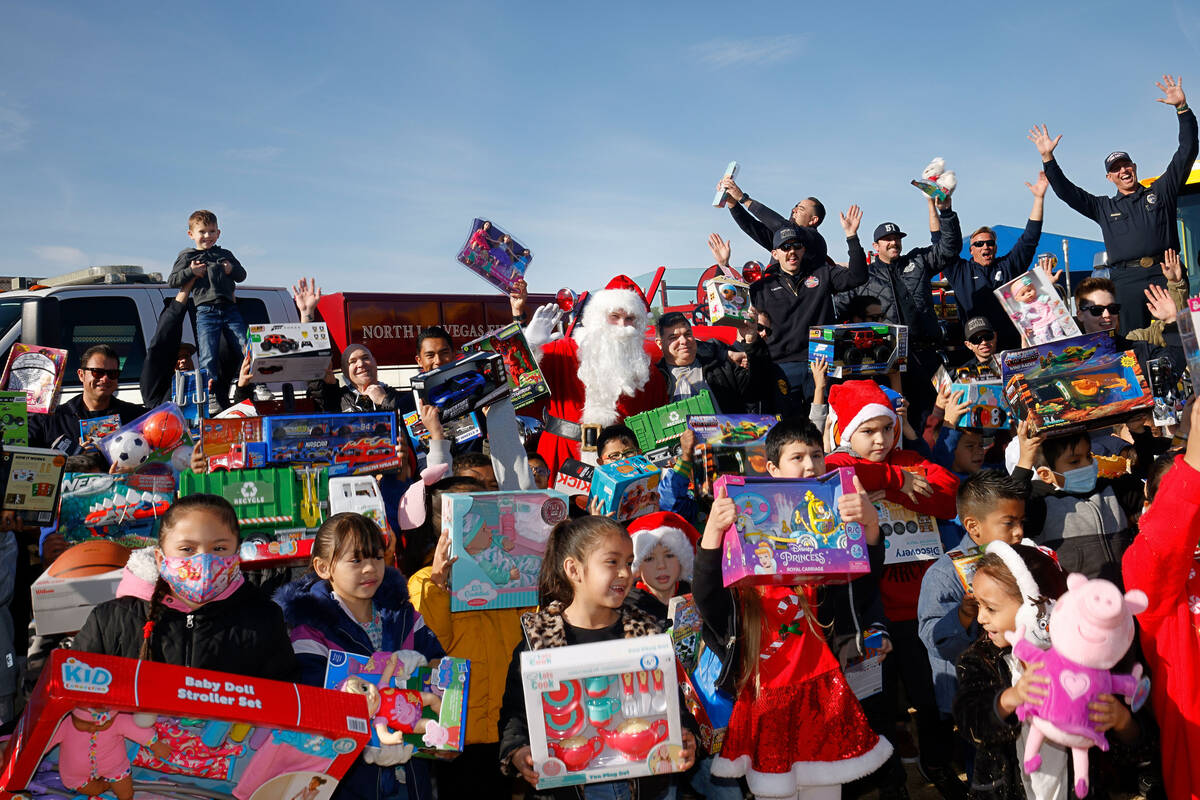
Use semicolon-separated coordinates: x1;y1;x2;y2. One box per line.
109;431;152;467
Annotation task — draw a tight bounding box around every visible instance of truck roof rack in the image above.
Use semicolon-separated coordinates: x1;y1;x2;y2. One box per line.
36;265;163;287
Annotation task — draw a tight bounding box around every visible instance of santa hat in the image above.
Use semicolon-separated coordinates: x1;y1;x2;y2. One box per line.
398;463;451;530
828;380;898;448
627;511;699;581
579;275;651;330
984;540;1062;648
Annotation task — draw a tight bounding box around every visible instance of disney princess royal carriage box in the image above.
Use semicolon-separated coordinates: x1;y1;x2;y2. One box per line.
716;470;870;587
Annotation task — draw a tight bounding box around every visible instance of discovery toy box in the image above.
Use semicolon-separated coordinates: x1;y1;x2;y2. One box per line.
994;268;1078;345
0;649;368;800
950;380;1011;430
688;413;776;485
876;497;942;565
263;412;399;474
704;275;752;326
461;323;550;410
444;490;568;611
410;351;510;423
247;322;334;384
1001;332;1153;436
667;595;733;752
57;472;175;548
323;652;470;758
520;634;688;789
1;344;67;414
97;403;194;473
624;392;715;465
588;457;661;523
808;323;908;377
0;446;67;527
716;470;870;587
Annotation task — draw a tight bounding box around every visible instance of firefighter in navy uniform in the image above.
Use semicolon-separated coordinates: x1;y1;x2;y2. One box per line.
1029;74;1197;334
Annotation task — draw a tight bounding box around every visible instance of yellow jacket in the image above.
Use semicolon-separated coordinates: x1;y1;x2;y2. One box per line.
408;566;530;745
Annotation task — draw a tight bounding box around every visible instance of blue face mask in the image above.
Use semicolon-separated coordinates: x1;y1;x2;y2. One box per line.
1058;461;1098;494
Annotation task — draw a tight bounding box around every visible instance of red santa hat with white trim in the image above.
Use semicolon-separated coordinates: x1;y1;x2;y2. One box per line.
626;511;700;582
827;380;898;448
579;275;651;329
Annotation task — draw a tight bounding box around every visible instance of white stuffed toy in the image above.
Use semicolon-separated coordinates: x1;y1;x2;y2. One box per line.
912;157;957;201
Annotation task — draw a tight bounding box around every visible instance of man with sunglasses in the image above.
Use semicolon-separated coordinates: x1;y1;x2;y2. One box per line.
29;344;146;451
951;317;1001;378
1029;75;1196;334
1072;275;1185;364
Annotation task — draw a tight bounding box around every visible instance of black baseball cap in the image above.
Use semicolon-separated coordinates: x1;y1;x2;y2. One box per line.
872;222;906;241
772;227;810;250
1104;151;1133;172
964;317;995;339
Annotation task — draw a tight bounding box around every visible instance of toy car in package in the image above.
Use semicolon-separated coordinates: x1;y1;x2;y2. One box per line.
263;412;399;475
807;323;908;376
97;403;194;473
410;351;510;422
688;413;777;485
994;269;1079;345
247;322;333;384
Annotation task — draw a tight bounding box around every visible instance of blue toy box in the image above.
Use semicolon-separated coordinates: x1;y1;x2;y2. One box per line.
263;412;398;472
588;456;662;523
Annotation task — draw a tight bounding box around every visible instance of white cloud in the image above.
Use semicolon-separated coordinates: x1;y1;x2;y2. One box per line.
0;105;30;151
31;245;86;267
691;35;807;69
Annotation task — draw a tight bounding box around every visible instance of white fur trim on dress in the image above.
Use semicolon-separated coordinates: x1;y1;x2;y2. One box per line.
630;527;694;582
837;403;896;447
712;736;893;798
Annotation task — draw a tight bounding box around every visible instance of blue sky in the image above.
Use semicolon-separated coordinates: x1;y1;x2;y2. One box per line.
1;1;1198;299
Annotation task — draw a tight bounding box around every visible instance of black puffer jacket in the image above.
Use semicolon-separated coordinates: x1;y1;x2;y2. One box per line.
655;339;773;414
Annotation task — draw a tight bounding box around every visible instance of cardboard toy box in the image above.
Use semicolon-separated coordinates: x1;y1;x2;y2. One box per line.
247;321;333;384
994;269;1079;346
323;652;470;758
717;470;870;587
0;649;368;800
520;634;688;789
0;344;67;414
945;546;985;593
688;413;777;486
202;417;268;472
410;352;510;423
807;323;908;377
553;458;594;513
0;446;67;527
625;392;715;466
444;490;568;611
461;323;551;410
402;409;481;469
1174;296;1200;385
704;276;752;326
588;456;661;523
57;472;176;548
876;497;943;565
668;595;733;752
1001;332;1153;436
950;380;1011;430
31;568;123;636
263;412;399;474
0;392;28;446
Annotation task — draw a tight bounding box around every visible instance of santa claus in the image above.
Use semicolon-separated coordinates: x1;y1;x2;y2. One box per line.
525;276;667;476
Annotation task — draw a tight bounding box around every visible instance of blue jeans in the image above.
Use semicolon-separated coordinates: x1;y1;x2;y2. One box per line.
583;781;633;800
690;755;744;799
195;302;247;385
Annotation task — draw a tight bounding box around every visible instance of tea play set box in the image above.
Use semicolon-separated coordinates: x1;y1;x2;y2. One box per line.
808;323;908;377
444;490;569;611
704;275;752;326
246;322;334;384
950;380;1011;430
588;457;662;523
625;392;714;466
716;470;870;587
520;634;688;789
1001;332;1153;436
994;269;1079;346
410;352;510;423
323;652;470;758
667;595;733;752
461;323;550;410
1;344;67;415
0;649;369;800
263;412;399;475
687;414;776;486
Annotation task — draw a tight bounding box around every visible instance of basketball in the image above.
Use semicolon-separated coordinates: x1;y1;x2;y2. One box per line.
141;410;184;450
47;540;131;579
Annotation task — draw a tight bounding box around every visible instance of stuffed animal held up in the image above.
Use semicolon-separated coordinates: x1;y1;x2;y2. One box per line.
911;157;957;201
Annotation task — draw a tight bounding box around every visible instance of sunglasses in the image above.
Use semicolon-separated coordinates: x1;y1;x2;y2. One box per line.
970;240;996;248
1081;303;1121;316
757;324;772;335
81;367;120;380
968;333;995;345
778;242;805;252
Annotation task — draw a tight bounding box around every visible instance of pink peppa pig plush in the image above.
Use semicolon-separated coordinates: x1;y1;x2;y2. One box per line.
1005;573;1149;798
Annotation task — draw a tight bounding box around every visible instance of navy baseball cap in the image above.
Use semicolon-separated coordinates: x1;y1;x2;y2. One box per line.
964;317;995;339
872;222;906;241
772;227;808;250
1104;151;1133;172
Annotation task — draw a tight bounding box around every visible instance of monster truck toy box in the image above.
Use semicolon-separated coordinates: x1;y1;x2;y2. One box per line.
808;323;908;377
589;456;662;523
1000;332;1153;437
263;412;399;474
624;392;715;466
410;351;510;422
0;649;368;800
247;322;333;384
716;470;869;587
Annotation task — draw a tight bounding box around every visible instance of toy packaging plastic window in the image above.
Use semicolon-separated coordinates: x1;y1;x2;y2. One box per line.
687;414;777;486
520;634;688;788
98;402;194;474
57;472;176;548
410;352;511;423
460;323;550;410
807;324;908;377
444;490;569;611
0;649;368;800
588;457;662;523
716;470;870;587
455;217;532;295
0;344;67;415
994;268;1079;345
667;595;732;752
262;412;398;475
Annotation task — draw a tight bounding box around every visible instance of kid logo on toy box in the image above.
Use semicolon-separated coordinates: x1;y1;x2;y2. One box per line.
61;657;113;694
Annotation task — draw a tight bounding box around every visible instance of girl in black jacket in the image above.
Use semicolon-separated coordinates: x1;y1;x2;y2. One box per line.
72;493;296;681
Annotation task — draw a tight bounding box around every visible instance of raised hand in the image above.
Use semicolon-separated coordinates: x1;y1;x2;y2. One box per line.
1025;170;1049;198
1037;253;1062;285
1162;249;1183;283
840;204;863;237
718;176;745;203
707;233;732;267
838;475;880;545
1155;74;1186;108
509;278;528;319
291;277;323;321
1028;125;1062;161
701;484;737;548
1145;283;1179;324
944;389;971;428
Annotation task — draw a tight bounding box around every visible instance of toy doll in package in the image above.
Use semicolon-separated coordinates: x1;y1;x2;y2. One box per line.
98;403;194;474
520;634;688;788
716;470;870;587
0;650;368;800
995;269;1079;345
445;490;569;611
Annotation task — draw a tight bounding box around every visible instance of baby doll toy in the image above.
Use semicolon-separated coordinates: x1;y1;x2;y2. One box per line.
47;707;172;800
336;651;446;747
1007;273;1072;344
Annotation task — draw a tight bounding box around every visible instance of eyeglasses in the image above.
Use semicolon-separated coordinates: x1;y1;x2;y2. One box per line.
81;367;120;380
757;324;772;336
531;466;550;478
970;240;996;248
967;333;995;345
778;243;805;253
606;449;640;461
1081;303;1121;317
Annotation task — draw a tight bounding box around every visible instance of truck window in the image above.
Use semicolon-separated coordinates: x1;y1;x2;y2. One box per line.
0;299;24;339
59;296;146;386
237;297;270;326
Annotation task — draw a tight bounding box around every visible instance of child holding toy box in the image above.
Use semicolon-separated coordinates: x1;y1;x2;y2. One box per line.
276;512;445;800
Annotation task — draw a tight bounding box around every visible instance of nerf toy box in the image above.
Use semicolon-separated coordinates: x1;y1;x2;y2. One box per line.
97;403;195;474
57;472;175;548
553;458;594;512
950;380;1011;430
1;344;67;414
1001;332;1153;436
461;323;550;410
444;490;568;611
263;412;399;475
31;567;124;636
202;417;268;472
688;413;776;486
808;323;908;377
876;498;942;565
625;392;715;466
520;634;688;789
588;456;661;523
716;470;869;587
994;269;1078;346
323;652;470;758
410;352;510;423
0;446;67;527
704;276;752;326
247;322;334;384
0;392;28;446
668;595;733;752
0;650;368;800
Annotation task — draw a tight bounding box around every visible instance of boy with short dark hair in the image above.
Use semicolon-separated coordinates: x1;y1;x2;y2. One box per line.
592;424;696;521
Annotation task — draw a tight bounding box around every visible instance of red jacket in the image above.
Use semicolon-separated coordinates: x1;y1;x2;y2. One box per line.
825;447;960;521
1122;455;1200;800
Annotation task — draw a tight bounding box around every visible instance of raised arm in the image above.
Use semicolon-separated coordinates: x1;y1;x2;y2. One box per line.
830;205;869;292
931;199;962;275
1149;75;1199;197
1029;124;1103;222
719;177;775;252
997;173;1049;281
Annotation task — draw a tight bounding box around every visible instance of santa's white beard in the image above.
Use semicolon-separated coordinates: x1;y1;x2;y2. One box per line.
575;323;651;426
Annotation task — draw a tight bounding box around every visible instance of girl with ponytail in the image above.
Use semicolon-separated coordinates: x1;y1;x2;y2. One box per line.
72;494;296;681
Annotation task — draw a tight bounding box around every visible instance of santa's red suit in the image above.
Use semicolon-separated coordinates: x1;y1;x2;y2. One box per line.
534;281;667;477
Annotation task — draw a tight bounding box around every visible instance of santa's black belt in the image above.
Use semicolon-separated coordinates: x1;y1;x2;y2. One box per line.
543;412;601;452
